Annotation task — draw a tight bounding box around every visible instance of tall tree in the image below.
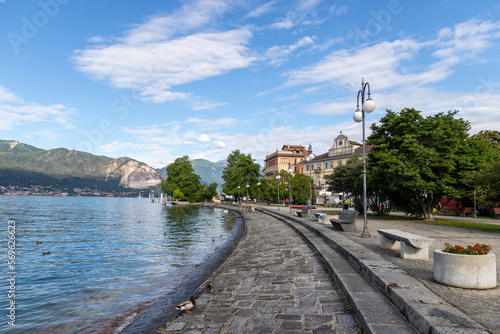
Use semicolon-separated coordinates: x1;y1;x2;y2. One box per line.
292;173;316;205
161;156;201;201
222;150;261;200
324;156;389;215
368;108;470;220
464;131;500;212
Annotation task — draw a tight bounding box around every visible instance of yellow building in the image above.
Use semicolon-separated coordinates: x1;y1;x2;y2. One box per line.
262;144;311;180
301;132;372;205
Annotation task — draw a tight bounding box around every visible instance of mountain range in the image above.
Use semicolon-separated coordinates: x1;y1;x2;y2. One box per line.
0;140;165;194
156;159;226;188
0;140;226;195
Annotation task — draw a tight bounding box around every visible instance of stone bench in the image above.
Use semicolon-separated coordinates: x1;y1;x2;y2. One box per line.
296;206;309;217
313;212;327;223
329;210;358;232
377;229;434;260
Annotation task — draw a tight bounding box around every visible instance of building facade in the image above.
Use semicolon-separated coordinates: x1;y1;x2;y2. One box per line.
262;144;311;180
301;132;371;204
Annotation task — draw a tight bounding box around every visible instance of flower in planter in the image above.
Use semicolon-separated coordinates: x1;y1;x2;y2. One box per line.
443;243;492;255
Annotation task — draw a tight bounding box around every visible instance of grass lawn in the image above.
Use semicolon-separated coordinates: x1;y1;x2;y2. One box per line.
369;213;500;232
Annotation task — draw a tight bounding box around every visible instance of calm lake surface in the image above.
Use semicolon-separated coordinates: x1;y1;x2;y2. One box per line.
0;196;242;333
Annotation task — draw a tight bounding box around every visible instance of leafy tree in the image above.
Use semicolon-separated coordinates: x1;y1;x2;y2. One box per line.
173;188;184;201
257;177;270;202
222;150;261;201
464;131;500;212
368;108;471;220
292;173;316;205
471;130;500;146
161;156;201;202
325;157;363;212
324;156;389;215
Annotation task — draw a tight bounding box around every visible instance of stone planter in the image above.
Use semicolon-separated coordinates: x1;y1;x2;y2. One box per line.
433;250;497;289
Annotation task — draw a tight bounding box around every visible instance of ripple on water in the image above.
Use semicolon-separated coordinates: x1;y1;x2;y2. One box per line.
0;196;242;334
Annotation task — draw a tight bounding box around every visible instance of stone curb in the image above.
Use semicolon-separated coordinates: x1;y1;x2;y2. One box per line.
263;209;419;334
261;208;491;334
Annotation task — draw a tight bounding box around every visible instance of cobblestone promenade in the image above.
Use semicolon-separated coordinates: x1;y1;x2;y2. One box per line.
156;211;359;334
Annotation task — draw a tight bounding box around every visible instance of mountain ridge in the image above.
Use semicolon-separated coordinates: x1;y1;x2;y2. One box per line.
156;158;226;188
0;140;165;193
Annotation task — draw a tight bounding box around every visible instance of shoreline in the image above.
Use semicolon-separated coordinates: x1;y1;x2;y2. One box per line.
119;204;246;333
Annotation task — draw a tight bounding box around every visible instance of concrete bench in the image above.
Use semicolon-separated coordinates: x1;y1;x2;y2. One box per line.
329;210;358;232
313;212;327;223
296;206;309;217
377;229;434;260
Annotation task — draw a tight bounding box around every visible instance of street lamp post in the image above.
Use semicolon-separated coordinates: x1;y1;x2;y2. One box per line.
246;183;249;205
306;153;315;218
353;78;376;238
237;185;241;203
276;175;281;210
257;182;261;204
288;162;293;213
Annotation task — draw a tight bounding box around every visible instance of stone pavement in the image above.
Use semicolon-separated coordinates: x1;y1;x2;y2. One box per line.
338;217;500;334
155;210;360;334
265;205;499;334
153;204;498;334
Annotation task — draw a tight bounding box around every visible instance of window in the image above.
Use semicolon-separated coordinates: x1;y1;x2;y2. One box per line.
338;140;342;146
324;162;328;169
338;160;343;166
329;161;333;169
306;165;309;171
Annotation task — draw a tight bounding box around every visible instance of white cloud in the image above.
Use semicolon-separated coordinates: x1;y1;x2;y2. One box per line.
282;19;500;94
73;0;256;107
265;36;316;67
186;117;239;130
433;19;500;63
198;133;211;142
0;86;75;130
122;125;167;135
214;140;226;148
246;1;276;18
121;0;231;45
0;86;20;103
284;39;429;90
24;128;62;141
329;4;348;16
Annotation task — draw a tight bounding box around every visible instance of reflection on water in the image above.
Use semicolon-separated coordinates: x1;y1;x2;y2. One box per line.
0;196;239;334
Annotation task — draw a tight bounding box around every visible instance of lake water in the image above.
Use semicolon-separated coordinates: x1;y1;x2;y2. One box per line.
0;196;242;333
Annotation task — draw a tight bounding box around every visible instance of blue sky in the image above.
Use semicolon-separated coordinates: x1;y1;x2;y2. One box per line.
1;0;500;168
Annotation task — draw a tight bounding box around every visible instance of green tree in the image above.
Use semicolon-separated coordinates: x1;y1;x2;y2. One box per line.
368;108;471;220
324;156;389;215
173;188;184;201
222;150;261;201
292;173;316;205
325;156;363;211
464;131;500;212
257;177;270;202
161;156;201;202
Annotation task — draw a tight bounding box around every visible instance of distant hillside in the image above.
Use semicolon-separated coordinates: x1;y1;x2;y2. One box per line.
0;140;165;192
0;140;43;153
157;158;226;186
